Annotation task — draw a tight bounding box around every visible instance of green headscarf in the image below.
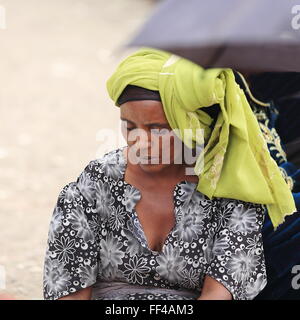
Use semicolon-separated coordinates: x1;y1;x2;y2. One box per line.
107;47;296;229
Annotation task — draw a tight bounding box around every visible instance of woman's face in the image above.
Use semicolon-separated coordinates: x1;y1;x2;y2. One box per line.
120;100;182;173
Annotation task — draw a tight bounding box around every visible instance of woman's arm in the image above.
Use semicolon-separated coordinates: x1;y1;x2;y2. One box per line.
197;275;232;300
43;160;102;300
58;287;92;300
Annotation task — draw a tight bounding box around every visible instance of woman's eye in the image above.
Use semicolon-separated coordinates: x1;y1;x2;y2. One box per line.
121;120;135;131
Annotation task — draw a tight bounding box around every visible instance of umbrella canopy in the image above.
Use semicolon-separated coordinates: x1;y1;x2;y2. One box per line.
129;0;300;72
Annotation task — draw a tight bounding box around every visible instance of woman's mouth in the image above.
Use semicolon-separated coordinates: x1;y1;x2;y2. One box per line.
140;156;160;162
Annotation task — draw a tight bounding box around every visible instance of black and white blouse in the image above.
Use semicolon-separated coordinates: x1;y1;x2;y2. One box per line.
43;147;267;300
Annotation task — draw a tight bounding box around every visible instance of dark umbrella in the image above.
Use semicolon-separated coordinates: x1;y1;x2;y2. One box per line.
129;0;300;72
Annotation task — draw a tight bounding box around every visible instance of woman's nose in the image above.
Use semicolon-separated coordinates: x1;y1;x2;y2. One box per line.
134;130;151;149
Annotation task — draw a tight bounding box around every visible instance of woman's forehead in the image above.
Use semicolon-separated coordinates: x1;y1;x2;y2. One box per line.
120;100;168;123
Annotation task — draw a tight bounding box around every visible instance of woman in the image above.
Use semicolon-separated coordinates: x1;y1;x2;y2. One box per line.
43;48;296;300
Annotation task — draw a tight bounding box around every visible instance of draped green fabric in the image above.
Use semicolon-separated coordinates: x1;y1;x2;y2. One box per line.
106;47;296;229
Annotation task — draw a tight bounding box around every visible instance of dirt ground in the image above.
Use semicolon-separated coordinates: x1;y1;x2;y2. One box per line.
0;0;155;299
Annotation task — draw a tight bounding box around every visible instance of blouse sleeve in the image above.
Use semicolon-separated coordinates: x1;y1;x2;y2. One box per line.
205;198;268;300
43;160;100;300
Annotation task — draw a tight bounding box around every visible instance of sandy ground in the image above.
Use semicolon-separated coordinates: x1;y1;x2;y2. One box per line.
0;0;155;299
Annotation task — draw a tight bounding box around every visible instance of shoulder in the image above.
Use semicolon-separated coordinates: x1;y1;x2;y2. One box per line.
81;147;126;183
58;147;126;204
217;197;266;214
212;196;266;232
214;197;266;210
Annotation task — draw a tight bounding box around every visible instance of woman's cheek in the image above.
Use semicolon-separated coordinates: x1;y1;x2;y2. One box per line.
160;131;177;160
121;124;136;146
121;126;129;143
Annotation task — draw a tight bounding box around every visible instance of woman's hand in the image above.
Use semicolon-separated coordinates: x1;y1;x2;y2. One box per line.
58;287;92;300
197;275;232;300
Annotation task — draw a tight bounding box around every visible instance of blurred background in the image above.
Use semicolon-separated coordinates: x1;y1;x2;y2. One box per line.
0;0;156;299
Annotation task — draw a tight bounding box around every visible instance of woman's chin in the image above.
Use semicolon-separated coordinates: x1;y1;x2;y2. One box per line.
138;162;168;173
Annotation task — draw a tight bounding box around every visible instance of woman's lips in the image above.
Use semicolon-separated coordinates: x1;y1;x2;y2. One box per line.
140;157;160;162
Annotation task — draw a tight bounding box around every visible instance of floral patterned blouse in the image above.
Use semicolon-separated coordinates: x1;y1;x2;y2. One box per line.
43;146;267;300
